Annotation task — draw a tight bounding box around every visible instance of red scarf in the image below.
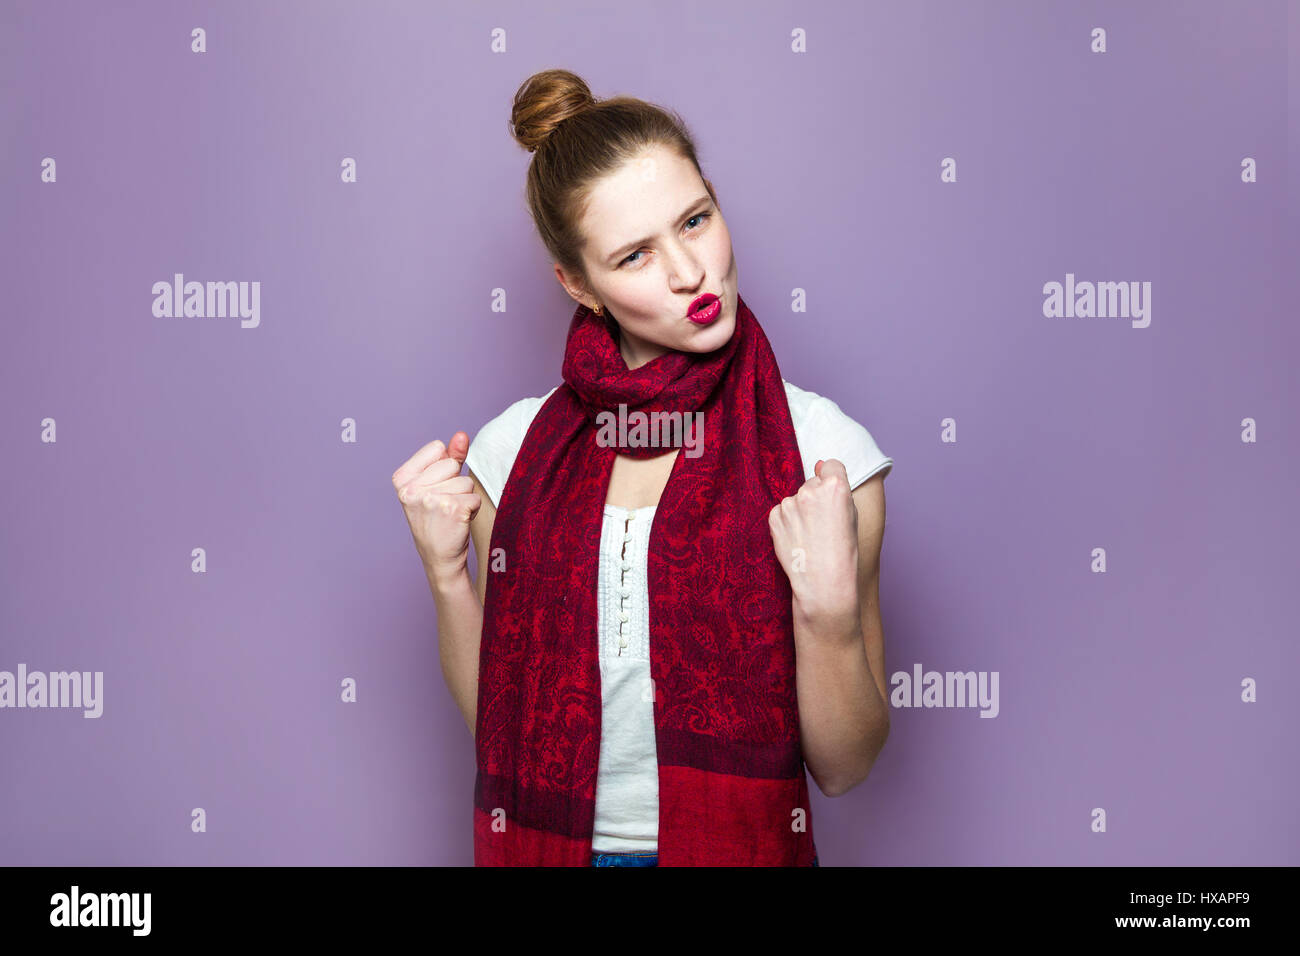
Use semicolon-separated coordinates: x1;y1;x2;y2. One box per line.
474;293;818;866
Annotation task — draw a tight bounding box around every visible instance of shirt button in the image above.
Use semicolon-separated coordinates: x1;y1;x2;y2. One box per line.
619;611;629;623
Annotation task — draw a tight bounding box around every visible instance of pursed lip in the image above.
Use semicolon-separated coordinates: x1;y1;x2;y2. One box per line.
686;293;719;317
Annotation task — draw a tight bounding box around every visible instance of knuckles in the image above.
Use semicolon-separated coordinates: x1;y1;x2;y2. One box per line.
396;475;473;509
768;474;850;534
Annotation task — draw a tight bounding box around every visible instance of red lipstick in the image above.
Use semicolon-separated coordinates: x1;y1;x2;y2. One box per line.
686;293;721;325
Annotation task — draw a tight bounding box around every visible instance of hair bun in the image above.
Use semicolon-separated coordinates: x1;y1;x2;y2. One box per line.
510;69;597;153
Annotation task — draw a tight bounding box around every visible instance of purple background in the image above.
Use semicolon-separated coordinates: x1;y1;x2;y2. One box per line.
1;0;1295;865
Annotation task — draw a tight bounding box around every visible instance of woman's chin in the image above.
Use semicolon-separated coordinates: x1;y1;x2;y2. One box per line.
683;311;734;351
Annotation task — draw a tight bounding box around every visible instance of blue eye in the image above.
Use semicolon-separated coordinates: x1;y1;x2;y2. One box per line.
618;212;712;268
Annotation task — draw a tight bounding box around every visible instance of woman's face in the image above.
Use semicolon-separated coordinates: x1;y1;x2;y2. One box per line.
556;144;739;370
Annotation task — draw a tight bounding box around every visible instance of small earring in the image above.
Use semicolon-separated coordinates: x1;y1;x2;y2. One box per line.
593;303;603;316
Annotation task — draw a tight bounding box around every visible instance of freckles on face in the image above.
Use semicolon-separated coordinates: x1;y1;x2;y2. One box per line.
641;222;737;351
577;148;744;353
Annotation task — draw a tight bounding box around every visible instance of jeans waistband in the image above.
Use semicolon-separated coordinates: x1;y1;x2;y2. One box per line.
590;851;821;867
591;850;659;867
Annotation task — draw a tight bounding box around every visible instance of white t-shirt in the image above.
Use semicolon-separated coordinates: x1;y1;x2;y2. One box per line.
465;379;893;852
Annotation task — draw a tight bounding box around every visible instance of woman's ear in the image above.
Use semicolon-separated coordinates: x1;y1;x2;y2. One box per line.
553;263;596;309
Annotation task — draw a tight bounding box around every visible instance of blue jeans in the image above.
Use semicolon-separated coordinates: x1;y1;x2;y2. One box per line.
590;851;821;867
591;849;659;866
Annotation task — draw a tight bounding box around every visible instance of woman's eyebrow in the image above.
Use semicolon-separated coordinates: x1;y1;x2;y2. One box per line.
604;196;712;264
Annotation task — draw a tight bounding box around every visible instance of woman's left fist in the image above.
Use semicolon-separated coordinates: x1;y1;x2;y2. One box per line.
767;458;860;626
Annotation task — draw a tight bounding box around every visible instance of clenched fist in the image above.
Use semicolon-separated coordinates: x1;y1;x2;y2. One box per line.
767;457;860;631
393;432;481;586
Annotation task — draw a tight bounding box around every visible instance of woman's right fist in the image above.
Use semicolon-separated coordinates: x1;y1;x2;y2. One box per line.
392;432;481;584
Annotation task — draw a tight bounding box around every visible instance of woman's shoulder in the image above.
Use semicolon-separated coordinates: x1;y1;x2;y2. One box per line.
466;380;893;506
475;386;559;444
782;379;894;488
464;386;559;508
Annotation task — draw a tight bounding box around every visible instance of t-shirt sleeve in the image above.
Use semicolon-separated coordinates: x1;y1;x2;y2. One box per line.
795;390;893;489
464;399;527;509
464;389;556;508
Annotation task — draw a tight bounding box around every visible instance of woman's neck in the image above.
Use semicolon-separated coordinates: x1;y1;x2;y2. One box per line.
616;323;669;370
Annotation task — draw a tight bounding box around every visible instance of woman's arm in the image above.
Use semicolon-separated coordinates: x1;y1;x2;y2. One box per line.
428;468;496;739
792;472;889;797
768;460;890;797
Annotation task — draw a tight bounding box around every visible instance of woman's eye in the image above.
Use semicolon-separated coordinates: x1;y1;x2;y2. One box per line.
619;212;711;268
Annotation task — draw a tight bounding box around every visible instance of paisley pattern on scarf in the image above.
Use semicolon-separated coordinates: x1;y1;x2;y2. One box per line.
474;294;818;866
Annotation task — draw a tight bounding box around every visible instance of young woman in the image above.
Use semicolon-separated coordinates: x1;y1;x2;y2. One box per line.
394;69;893;867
